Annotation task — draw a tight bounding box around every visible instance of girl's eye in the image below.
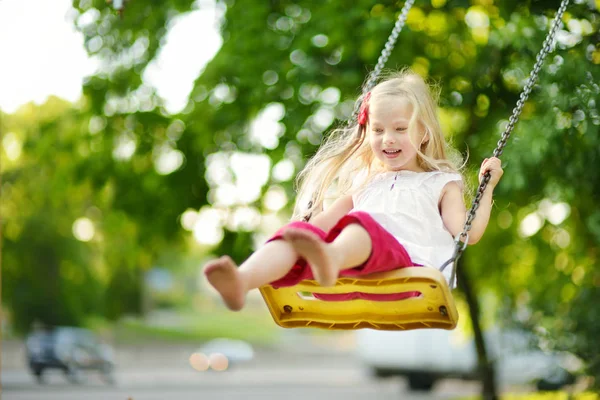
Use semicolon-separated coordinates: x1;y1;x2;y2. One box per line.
396;127;407;132
372;128;383;134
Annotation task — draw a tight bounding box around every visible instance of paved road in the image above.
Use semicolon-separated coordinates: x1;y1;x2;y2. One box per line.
2;325;581;399
1;336;481;400
2;367;479;400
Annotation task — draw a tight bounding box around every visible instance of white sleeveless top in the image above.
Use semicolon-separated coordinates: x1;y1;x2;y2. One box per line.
351;170;462;287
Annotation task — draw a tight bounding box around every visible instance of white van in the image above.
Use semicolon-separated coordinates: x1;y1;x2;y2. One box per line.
355;327;575;391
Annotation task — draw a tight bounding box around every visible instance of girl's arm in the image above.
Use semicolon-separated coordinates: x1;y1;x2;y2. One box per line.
440;157;504;245
308;194;354;232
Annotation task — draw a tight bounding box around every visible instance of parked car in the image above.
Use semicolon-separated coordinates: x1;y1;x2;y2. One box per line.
25;326;115;384
355;327;575;392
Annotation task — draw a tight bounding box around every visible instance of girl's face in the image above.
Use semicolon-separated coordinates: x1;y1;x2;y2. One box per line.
368;97;425;172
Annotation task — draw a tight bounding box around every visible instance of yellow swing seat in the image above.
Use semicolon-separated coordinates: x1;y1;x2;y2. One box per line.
259;266;458;331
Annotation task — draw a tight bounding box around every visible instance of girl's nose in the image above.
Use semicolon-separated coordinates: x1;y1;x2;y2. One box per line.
383;132;396;144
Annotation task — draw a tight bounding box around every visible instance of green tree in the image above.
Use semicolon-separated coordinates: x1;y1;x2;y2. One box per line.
2;0;599;393
71;0;600;387
1;99;104;332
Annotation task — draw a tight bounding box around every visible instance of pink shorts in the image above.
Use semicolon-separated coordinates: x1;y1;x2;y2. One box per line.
267;211;421;301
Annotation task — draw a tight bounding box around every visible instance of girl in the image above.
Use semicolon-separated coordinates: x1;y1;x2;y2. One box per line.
204;69;503;311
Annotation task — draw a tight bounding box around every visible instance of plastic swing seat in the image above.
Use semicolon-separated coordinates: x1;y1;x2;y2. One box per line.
259;266;458;331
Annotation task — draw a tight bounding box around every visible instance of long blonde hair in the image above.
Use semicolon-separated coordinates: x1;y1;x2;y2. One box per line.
293;68;465;220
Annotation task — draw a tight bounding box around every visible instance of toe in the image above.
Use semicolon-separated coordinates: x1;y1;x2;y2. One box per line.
221;255;233;264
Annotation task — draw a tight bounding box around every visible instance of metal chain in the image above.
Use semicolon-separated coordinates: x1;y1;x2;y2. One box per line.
442;0;571;285
366;0;416;91
303;0;416;222
347;0;416;127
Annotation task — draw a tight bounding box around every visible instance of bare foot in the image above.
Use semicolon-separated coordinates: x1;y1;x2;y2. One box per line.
283;229;340;287
204;256;246;311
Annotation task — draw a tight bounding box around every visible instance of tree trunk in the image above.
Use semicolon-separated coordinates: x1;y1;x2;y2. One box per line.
0;111;4;392
457;257;499;400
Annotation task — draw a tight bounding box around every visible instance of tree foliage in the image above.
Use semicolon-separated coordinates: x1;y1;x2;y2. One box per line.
1;0;599;386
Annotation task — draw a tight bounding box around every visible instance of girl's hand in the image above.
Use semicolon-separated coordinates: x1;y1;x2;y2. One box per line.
479;157;503;188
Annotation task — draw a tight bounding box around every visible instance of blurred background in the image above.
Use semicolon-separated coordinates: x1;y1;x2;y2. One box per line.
1;0;599;399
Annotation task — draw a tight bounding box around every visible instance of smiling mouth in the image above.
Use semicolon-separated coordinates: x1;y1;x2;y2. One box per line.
383;149;401;154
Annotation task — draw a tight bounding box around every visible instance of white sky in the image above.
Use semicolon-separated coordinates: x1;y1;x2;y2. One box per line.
0;0;222;114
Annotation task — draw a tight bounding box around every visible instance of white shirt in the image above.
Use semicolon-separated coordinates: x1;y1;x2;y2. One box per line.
351;170;462;287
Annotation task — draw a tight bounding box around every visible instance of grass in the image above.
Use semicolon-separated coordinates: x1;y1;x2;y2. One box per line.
111;309;279;346
456;393;598;400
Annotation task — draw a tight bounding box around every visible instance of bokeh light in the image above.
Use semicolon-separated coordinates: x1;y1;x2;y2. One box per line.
72;217;95;242
189;352;209;372
208;353;229;371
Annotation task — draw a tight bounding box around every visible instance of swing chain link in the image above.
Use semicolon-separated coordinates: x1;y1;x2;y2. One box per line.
304;1;416;222
348;0;416;127
444;0;571;284
493;0;570;159
365;0;416;92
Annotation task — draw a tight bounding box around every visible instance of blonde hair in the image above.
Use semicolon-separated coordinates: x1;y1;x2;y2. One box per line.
293;68;465;220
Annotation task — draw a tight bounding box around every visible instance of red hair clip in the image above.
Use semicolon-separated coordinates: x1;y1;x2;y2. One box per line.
357;92;371;126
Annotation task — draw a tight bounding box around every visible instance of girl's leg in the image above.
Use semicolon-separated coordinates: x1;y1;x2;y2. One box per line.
204;240;299;311
283;223;372;287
